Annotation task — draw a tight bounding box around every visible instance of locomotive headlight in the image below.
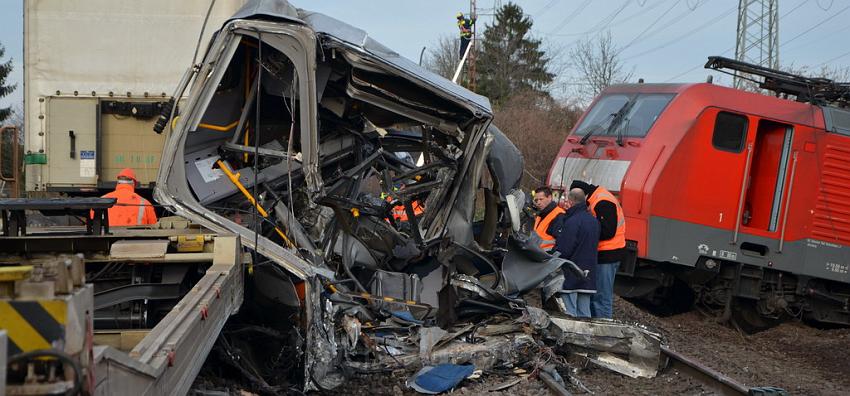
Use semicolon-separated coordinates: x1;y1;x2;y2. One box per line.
704;259;718;270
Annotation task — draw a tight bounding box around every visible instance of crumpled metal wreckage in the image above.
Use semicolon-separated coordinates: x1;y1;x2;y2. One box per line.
154;0;662;392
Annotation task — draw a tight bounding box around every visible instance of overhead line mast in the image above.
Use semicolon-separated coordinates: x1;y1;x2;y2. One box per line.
734;0;779;89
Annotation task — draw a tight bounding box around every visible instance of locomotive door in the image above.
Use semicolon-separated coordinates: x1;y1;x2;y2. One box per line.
735;119;795;250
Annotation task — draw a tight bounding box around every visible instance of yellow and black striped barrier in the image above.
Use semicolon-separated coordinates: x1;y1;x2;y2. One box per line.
0;300;67;356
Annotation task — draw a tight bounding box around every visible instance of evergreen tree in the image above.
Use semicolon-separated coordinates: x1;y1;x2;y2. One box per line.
0;43;16;123
476;3;553;105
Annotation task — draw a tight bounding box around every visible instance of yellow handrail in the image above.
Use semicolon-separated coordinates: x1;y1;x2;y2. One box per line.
198;120;239;132
216;160;294;249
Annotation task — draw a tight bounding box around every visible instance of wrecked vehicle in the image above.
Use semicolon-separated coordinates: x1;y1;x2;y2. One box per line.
152;0;659;392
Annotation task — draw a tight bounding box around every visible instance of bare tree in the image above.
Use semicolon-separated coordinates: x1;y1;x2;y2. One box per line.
782;63;850;82
494;90;582;188
569;31;633;101
423;35;460;80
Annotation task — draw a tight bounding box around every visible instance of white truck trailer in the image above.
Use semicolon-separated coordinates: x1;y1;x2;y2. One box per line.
23;0;245;194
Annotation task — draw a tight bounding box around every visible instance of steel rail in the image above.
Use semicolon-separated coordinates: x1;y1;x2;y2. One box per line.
661;345;749;396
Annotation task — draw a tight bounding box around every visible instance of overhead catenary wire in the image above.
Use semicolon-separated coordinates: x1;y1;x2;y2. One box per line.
548;0;593;35
777;1;850;68
532;0;560;17
618;0;682;52
686;0;704;11
619;0;709;53
783;23;850;55
781;3;850;47
551;0;696;94
573;0;633;37
599;0;666;30
549;1;634;37
662;0;809;83
545;0;637;66
623;6;737;61
663;52;726;82
547;0;667;37
816;49;850;68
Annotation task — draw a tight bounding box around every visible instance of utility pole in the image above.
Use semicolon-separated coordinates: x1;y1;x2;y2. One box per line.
467;0;478;90
734;0;779;89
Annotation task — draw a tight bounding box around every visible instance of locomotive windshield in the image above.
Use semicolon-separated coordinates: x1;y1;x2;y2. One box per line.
574;93;675;139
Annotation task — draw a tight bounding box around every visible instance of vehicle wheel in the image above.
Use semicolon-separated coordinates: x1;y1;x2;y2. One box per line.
731;298;783;333
626;279;694;316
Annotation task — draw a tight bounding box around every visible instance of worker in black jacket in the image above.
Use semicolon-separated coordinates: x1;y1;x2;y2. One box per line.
553;188;599;318
570;180;626;319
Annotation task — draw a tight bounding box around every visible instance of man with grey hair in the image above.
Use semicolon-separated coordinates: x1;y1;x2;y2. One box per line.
570;179;625;319
553;188;599;317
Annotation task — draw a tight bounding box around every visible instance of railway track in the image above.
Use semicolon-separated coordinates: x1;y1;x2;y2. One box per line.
661;346;749;396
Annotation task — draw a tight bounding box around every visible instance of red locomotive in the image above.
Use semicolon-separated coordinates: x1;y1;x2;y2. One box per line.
548;57;850;331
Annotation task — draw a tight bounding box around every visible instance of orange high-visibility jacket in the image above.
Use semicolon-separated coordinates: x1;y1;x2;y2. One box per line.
100;183;158;226
534;206;565;250
390;199;425;222
587;186;626;251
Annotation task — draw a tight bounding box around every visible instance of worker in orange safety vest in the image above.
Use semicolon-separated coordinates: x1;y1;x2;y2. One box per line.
532;186;565;251
389;198;425;222
98;168;158;226
382;182;425;223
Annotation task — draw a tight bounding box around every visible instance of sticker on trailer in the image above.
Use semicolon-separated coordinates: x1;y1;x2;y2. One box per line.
195;156;223;183
80;150;96;177
697;244;709;255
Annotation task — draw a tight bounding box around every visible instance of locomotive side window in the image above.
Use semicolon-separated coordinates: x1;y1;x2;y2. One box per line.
823;106;850;136
712;112;748;152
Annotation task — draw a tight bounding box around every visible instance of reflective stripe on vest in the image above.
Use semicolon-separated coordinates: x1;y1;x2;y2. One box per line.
534;206;565;250
137;198;146;225
588;187;626;251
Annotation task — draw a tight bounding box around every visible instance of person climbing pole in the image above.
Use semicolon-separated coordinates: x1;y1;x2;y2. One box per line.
456;12;476;58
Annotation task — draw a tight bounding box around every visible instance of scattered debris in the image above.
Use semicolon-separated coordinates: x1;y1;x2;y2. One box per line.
486;378;522;392
543;316;663;379
539;365;572;396
407;364;475;394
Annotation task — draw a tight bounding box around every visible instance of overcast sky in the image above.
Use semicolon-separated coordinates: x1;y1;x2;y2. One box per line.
2;0;849;110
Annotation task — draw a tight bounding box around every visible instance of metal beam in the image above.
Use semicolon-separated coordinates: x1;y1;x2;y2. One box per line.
92;236;245;395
